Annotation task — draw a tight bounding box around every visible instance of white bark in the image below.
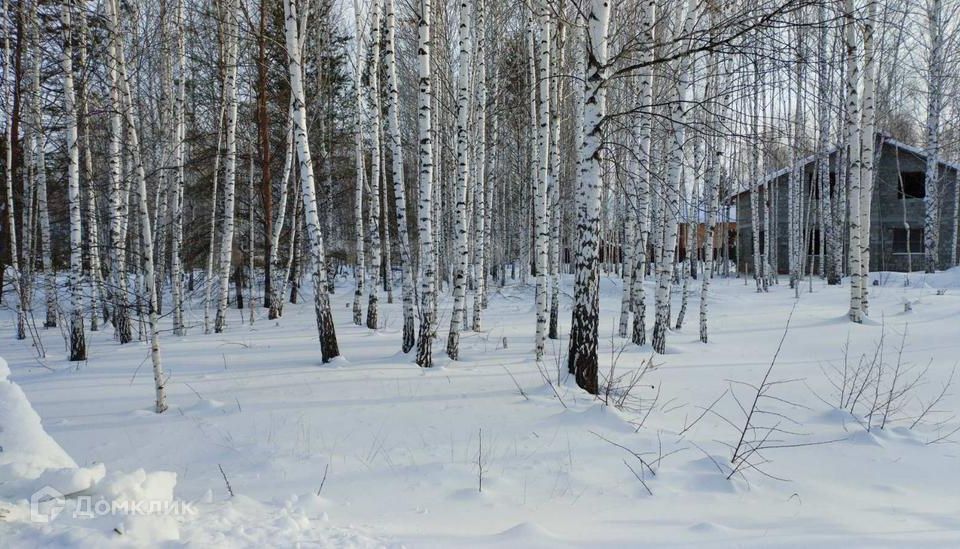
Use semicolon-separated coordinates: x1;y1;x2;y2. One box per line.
472;0;487;332
203;103;225;334
106;0;131;343
415;0;437;368
568;0;610;394
61;0;86;361
845;0;864;322
78;5;104;331
107;0;166;412
283;0;340;360
859;1;877;315
925;0;943;272
215;0;239;333
170;0;186;336
652;0;695;354
631;0;655;347
547;18;562;340
352;0;366;327
366;0;383;330
1;0;25;340
447;0;473;360
384;0;416;352
533;4;550;359
269;103;294;319
29;15;56;329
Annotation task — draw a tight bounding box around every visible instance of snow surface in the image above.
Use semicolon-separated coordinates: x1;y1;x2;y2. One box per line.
2;268;960;546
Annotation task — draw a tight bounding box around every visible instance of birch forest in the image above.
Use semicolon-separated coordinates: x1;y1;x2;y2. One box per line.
2;0;960;544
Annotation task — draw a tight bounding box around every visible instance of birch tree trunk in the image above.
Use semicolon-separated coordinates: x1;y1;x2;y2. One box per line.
818;1;839;285
385;0;416;353
105;0;131;343
215;0;239;333
269;105;294;320
547;18;563;340
652;0;694;354
533;4;551;358
107;0;166;412
170;0;186;336
415;0;437;368
78;4;104;331
447;0;472;360
366;0;383;331
1;0;25;340
471;0;487;333
203;102;225;333
29;10;56;330
700;16;729;343
859;1;877;315
631;0;655;347
924;0;943;273
567;0;610;394
845;0;864;323
283;0;340;361
750;59;764;293
352;0;366;327
61;0;86;361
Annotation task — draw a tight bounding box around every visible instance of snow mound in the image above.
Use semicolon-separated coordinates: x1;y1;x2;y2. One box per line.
95;469;177;505
873;267;960;289
0;357;78;481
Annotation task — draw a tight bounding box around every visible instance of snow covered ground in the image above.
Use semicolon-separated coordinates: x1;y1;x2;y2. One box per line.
2;269;960;547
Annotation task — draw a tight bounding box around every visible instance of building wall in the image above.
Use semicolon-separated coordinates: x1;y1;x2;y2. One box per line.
735;141;958;275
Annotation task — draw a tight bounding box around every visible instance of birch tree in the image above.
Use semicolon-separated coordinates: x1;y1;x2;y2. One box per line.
568;0;610;394
269;105;294;320
366;0;383;331
28;3;56;331
652;1;695;355
846;0;864;322
631;0;655;347
78;4;104;331
170;0;186;336
447;0;472;360
700;13;729;343
283;0;340;361
107;0;167;412
106;0;131;343
384;0;416;352
533;3;551;359
215;0;239;333
415;0;437;368
859;0;877;315
1;0;25;340
61;0;86;361
924;0;943;273
471;0;487;333
352;0;366;327
818;0;840;285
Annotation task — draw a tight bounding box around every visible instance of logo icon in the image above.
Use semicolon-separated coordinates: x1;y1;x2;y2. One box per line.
30;486;66;523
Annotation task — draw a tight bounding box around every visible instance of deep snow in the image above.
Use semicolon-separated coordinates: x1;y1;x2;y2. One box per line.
2;268;960;547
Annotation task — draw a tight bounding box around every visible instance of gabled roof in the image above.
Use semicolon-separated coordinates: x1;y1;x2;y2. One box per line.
727;132;959;201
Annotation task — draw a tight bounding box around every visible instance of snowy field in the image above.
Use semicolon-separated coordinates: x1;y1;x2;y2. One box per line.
2;270;960;547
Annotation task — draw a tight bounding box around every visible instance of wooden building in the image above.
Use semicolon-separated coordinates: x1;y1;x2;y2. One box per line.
733;135;959;274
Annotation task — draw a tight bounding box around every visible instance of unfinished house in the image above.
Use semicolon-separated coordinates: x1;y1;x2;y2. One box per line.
734;135;959;275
